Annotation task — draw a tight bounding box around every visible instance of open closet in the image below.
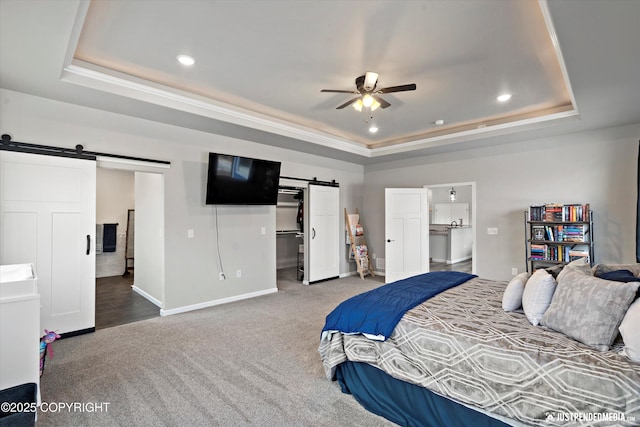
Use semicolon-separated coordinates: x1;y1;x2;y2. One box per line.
276;186;304;280
276;178;340;284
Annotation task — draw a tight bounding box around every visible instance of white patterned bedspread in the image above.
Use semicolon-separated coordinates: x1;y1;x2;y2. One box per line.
319;277;640;426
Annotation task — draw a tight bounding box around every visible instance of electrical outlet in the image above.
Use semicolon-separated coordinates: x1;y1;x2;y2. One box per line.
487;227;498;235
512;267;518;276
219;272;225;281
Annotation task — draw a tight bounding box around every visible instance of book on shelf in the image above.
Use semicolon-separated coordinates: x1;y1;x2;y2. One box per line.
530;225;587;243
530;243;547;260
529;203;590;222
568;249;590;263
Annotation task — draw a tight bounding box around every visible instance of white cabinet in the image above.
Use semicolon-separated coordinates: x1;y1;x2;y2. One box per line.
0;264;40;402
434;203;469;225
305;184;339;284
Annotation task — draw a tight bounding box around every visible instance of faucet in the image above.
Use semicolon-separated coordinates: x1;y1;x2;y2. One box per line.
450;220;458;227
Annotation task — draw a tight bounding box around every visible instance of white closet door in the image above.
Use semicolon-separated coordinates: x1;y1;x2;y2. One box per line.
306;184;339;283
0;151;96;335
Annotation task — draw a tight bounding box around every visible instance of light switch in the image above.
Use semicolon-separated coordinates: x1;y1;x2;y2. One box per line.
187;229;194;238
487;227;498;235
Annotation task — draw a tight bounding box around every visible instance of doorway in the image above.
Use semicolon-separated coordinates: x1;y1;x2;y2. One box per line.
425;182;476;274
95;164;165;329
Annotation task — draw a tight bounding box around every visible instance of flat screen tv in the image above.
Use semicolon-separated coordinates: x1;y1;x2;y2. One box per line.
205;153;281;205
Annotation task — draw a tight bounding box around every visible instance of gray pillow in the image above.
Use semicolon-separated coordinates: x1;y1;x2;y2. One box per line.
555;257;593;283
619;299;640;362
541;269;639;351
522;269;556;326
502;272;530;311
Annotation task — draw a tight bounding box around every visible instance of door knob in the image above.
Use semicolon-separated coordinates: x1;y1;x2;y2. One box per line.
387;239;394;243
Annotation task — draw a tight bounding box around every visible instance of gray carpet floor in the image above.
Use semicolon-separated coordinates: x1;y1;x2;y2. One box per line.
36;269;395;426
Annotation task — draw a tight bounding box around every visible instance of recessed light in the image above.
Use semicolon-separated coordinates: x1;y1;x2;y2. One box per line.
434;119;445;126
177;54;195;66
369;125;378;133
496;93;512;102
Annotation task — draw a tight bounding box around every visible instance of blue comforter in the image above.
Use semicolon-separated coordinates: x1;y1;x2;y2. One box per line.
321;271;476;341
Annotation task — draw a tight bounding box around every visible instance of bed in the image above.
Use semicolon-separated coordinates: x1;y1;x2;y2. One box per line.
319;268;640;426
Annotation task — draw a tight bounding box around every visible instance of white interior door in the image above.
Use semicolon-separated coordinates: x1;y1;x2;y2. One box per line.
0;151;96;335
385;188;429;283
306;184;339;284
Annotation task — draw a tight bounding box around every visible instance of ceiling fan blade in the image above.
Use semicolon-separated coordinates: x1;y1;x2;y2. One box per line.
373;95;391;109
377;83;417;94
321;89;359;94
336;97;360;109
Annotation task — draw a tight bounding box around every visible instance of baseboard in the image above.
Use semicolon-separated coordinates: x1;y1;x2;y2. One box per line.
159;287;278;317
339;271;358;278
60;327;95;339
132;285;162;308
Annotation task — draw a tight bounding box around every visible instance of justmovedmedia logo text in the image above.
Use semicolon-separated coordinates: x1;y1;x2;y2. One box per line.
546;412;632;422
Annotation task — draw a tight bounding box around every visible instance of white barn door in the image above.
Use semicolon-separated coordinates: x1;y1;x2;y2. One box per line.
385;188;429;283
306;184;339;284
0;151;96;335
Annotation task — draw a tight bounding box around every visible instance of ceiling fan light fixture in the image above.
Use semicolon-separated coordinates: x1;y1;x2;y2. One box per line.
370;99;381;111
352;99;363;112
363;72;379;91
362;94;374;108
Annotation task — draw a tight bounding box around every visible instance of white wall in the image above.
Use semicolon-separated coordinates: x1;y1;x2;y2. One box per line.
363;124;640;281
0;89;364;311
95;168;134;278
134;172;164;307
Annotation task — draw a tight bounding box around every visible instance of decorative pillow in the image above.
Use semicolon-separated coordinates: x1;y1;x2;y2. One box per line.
619;299;640;362
522;269;557;326
502;272;530;311
556;258;593;283
540;270;639;351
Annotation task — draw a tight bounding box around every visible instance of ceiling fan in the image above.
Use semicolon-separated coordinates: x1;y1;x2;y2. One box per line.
321;71;416;111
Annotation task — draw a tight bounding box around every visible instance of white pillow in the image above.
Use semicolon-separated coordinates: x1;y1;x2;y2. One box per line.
502;272;530;311
522;269;557;326
619;299;640;362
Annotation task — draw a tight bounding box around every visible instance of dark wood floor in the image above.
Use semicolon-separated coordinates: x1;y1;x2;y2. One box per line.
95;275;160;330
430;258;472;273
